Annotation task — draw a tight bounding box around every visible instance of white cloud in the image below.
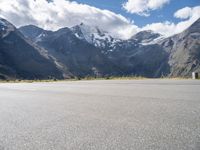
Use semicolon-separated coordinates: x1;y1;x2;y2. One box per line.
123;0;170;16
174;7;194;19
142;6;200;36
0;0;139;39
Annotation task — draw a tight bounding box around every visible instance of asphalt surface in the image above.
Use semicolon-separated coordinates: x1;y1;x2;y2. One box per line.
0;79;200;150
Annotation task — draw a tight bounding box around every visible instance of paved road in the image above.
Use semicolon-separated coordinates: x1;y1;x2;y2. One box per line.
0;79;200;150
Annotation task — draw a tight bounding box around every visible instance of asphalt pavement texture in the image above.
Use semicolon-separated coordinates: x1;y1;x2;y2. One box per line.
0;79;200;150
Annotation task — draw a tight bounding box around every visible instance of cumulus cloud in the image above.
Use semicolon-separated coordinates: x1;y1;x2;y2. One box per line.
142;6;200;36
123;0;170;16
0;0;139;39
0;0;199;39
174;7;195;19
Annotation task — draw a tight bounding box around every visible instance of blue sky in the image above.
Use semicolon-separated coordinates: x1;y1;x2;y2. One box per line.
0;0;199;39
76;0;200;27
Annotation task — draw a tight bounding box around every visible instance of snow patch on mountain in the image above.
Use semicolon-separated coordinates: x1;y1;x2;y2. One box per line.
140;36;165;45
35;33;47;42
71;23;118;48
0;18;15;38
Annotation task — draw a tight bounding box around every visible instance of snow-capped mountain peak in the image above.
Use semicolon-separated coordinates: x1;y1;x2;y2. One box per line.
71;23;115;48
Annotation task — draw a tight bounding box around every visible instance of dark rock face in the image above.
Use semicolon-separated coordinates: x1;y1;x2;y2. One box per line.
1;17;199;79
0;18;64;80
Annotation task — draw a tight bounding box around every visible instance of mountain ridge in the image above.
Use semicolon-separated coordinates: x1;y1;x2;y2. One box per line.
0;17;199;79
0;18;66;80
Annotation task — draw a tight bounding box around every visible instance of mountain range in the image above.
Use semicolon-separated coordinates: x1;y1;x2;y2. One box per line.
0;17;199;80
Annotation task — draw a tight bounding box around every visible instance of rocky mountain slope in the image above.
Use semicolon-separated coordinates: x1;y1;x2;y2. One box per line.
0;18;65;80
20;25;123;77
159;18;200;77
